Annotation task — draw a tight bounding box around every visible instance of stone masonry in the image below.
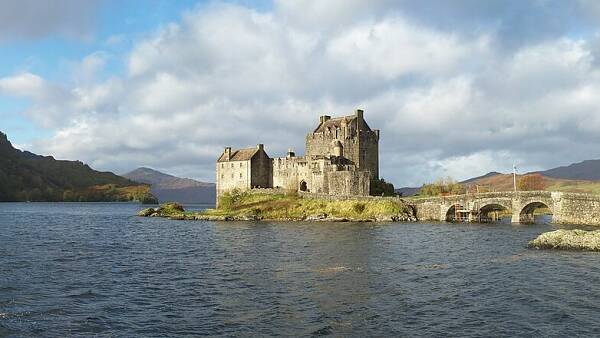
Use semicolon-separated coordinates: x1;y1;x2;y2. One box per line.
410;191;600;226
216;109;379;203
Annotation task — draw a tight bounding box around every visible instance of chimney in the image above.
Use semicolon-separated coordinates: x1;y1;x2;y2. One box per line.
287;148;295;158
224;147;232;160
320;115;331;124
355;109;364;130
257;144;264;151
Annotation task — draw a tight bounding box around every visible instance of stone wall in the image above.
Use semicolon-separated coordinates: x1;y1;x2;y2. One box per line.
272;156;312;191
554;192;600;226
216;159;252;200
326;170;370;196
298;191;400;202
358;131;379;179
250;149;272;188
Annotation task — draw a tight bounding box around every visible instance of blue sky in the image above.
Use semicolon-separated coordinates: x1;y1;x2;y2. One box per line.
2;0;600;185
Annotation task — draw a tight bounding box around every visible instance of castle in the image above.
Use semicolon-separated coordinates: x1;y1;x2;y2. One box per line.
216;109;379;202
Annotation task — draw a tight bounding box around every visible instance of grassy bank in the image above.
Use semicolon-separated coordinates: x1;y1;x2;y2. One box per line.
139;190;415;222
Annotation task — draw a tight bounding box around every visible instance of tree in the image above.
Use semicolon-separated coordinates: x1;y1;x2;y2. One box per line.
518;174;546;191
370;178;396;196
419;176;465;196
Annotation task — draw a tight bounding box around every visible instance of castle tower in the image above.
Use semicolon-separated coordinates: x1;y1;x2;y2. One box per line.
305;109;379;179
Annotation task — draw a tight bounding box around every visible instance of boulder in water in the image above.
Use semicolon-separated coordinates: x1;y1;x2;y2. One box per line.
528;229;600;251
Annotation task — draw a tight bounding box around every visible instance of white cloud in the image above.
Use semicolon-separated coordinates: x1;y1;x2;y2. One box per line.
6;1;600;186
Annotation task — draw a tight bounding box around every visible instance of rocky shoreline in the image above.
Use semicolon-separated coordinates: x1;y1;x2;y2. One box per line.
137;202;417;223
528;229;600;252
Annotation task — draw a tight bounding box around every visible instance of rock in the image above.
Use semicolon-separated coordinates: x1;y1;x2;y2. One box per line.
160;202;184;212
168;215;185;220
306;213;328;221
137;208;155;217
529;229;600;251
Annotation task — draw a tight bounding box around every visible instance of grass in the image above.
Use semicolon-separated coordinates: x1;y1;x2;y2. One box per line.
189;190;410;220
546;181;600;195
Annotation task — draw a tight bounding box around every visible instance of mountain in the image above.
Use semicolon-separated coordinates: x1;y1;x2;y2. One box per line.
395;187;420;197
399;158;600;197
123;167;216;203
535;159;600;181
0;131;157;203
460;171;503;184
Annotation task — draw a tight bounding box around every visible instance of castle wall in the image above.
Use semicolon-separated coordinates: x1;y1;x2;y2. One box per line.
216;159;252;202
250;149;272;188
326;170;370;196
359;131;379;179
272;156;311;191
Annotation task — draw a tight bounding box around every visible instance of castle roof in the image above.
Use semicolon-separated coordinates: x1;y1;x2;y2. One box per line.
217;148;259;162
313;115;372;133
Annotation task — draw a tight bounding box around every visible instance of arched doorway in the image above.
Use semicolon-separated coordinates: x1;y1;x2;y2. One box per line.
478;204;510;224
519;202;552;224
299;180;308;192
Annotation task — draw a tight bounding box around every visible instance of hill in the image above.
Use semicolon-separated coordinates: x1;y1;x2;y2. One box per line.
123;167;216;203
0;131;157;203
535;159;600;181
459;172;600;195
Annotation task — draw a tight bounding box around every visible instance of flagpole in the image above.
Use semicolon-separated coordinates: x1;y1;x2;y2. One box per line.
513;164;517;192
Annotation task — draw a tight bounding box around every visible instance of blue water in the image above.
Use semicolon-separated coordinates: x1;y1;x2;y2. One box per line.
1;203;600;337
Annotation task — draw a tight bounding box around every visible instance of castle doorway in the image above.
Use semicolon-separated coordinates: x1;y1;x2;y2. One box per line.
299;180;307;192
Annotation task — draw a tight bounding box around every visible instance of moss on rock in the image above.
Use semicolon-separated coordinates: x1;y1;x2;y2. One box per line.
528;229;600;251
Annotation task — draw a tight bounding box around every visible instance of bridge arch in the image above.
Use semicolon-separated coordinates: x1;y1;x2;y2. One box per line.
478;203;510;223
446;204;465;222
519;201;553;224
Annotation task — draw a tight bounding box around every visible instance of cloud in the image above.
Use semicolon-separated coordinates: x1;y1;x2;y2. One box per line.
6;1;600;185
0;0;101;41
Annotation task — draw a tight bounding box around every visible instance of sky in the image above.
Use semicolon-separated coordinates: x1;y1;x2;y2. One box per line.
2;0;600;186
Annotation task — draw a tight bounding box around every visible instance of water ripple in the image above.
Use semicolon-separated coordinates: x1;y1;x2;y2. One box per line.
1;202;600;336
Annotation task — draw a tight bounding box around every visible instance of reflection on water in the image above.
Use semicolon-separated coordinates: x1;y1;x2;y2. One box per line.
1;203;600;336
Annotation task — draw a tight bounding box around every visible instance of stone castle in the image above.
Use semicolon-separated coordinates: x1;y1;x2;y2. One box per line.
216;109;379;201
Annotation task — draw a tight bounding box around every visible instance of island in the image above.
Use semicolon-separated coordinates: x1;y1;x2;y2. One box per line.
138;190;416;222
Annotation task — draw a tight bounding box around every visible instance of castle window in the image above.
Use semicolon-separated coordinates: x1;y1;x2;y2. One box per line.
231;174;234;178
240;163;243;168
240;173;243;178
231;163;234;168
221;174;224;179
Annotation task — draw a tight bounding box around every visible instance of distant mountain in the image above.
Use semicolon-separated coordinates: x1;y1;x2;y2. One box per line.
0;131;156;203
395;187;420;197
123;167;216;203
460;171;503;184
535;159;600;181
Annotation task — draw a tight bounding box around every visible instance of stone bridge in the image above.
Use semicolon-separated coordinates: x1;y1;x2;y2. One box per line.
410;191;600;226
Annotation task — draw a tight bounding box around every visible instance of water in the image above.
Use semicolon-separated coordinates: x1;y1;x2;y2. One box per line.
1;203;600;337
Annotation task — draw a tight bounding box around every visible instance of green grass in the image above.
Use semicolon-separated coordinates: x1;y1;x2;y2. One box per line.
198;190;409;220
546;181;600;195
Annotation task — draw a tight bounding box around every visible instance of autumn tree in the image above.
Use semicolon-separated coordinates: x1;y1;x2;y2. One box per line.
419;177;465;196
518;174;546;191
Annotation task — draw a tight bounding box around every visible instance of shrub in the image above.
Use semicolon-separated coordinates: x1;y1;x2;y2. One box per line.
218;189;248;210
419;177;465;196
353;202;366;214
